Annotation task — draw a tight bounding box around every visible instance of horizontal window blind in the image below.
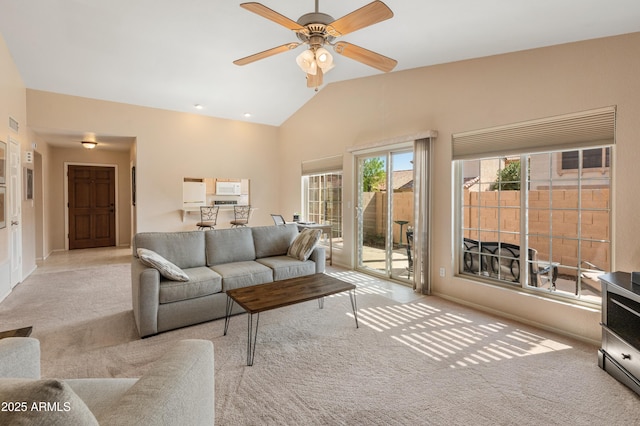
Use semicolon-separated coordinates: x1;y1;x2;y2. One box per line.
301;155;343;175
452;106;615;160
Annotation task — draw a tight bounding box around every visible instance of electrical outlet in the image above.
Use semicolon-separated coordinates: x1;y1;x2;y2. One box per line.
439;267;445;277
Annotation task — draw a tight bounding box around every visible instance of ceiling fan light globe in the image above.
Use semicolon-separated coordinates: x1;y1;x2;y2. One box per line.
315;48;332;64
318;62;335;73
296;49;317;75
315;47;334;73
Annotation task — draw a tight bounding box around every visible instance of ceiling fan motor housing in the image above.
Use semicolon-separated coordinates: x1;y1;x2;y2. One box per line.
296;12;336;46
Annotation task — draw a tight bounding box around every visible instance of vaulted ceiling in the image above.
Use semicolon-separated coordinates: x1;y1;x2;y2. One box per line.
2;0;640;130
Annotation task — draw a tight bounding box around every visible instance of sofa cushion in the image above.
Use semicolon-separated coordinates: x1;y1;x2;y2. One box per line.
0;378;99;425
211;261;273;291
288;228;322;261
138;248;189;282
159;267;222;304
205;228;256;266
66;378;137;421
0;337;40;379
134;231;206;269
252;223;299;258
256;256;316;281
97;340;215;426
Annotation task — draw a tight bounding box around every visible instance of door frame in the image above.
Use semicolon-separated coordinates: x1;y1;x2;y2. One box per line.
64;162;119;250
8;136;22;288
353;141;415;284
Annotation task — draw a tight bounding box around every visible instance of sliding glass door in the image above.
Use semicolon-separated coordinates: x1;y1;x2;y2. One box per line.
356;150;414;283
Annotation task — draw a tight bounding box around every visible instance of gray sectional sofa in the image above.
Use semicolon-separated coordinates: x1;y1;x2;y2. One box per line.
131;223;325;337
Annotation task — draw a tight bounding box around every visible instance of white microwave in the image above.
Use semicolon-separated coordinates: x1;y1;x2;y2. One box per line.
216;181;241;195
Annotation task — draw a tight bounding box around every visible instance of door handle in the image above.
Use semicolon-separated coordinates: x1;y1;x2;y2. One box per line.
11;221;19;226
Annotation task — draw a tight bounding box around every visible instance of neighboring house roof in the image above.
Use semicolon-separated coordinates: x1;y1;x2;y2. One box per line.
377;170;414;191
464;176;480;189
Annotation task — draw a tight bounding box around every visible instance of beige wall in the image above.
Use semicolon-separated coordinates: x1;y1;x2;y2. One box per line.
26;90;282;236
279;32;640;343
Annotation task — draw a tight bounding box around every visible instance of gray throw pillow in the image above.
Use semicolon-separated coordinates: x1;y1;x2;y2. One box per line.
137;248;189;281
287;228;322;261
0;378;99;426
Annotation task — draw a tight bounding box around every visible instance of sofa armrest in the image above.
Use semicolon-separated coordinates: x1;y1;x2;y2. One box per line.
309;246;326;274
0;337;40;379
98;339;214;426
131;257;161;337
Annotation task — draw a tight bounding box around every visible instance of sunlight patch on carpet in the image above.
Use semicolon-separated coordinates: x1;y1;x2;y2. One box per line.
351;301;573;368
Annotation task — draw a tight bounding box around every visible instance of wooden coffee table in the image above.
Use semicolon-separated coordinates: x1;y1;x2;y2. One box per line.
0;326;33;339
224;274;358;366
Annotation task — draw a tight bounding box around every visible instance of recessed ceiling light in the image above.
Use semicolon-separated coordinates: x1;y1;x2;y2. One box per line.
194;104;203;110
243;112;252;118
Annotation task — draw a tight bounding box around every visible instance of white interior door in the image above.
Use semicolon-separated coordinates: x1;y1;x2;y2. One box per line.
9;137;22;288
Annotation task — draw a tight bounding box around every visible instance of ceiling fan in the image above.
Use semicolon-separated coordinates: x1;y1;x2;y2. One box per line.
233;1;397;90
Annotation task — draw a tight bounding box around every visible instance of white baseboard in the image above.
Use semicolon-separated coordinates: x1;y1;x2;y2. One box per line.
22;265;38;281
433;291;601;347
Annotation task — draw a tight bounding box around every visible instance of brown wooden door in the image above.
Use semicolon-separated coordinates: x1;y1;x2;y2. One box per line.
68;165;116;249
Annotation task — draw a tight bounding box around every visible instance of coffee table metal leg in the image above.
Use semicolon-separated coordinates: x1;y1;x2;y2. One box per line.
349;289;359;328
224;296;235;336
247;313;260;366
318;296;324;309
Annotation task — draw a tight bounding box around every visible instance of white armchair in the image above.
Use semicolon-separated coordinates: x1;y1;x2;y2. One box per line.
0;337;215;425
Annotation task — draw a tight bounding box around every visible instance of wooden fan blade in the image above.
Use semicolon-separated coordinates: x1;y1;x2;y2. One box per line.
240;2;306;33
234;43;300;66
334;41;397;72
307;68;324;88
326;1;393;37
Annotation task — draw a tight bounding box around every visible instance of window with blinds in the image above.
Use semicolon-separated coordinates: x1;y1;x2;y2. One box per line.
455;107;615;304
452;106;615;160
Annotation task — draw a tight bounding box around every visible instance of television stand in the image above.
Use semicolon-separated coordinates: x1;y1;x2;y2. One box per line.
599;272;640;396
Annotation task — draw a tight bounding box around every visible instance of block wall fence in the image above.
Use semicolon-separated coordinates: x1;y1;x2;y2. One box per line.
463;188;610;276
362;192;414;245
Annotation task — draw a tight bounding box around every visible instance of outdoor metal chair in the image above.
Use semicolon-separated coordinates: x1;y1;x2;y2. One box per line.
462;238;483;274
406;230;414;279
486;242;558;287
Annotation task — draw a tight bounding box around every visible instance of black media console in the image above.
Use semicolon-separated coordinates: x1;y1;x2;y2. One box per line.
599;271;640;396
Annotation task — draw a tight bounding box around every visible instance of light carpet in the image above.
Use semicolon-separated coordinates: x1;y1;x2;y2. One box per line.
1;263;638;425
